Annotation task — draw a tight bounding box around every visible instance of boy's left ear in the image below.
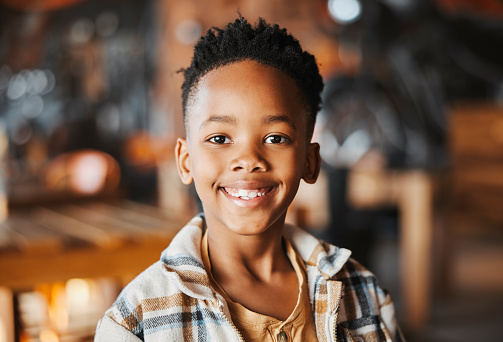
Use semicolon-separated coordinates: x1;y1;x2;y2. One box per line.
302;142;321;184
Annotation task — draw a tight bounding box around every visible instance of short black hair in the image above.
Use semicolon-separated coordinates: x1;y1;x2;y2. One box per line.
181;16;324;140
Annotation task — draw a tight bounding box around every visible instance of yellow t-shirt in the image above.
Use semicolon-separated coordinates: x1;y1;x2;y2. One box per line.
201;232;318;342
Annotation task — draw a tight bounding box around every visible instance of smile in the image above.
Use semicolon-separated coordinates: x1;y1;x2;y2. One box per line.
222;187;272;200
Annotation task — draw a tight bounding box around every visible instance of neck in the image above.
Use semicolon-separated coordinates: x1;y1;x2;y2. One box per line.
206;214;292;281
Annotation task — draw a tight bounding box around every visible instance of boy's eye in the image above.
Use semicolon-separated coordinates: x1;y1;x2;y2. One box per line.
208;135;231;144
264;135;290;144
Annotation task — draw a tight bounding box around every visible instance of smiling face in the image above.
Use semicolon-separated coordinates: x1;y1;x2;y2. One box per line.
176;60;321;237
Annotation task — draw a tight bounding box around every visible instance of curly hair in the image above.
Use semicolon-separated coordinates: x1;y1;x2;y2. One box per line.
181;16;324;139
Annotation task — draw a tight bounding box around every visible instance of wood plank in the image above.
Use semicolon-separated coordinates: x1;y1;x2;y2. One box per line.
0;222;23;253
77;202;178;231
51;204;179;243
116;200;194;224
53;205;150;235
0;215;66;255
29;207;121;249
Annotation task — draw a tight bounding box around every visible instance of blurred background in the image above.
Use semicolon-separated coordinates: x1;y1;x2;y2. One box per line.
0;0;503;341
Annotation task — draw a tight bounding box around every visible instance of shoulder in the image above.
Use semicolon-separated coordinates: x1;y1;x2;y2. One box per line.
335;257;391;308
113;213;207;309
96;261;174;340
96;215;204;335
284;225;403;341
104;260;179;319
97;215;234;340
99;258;238;341
105;214;210;321
334;258;403;341
283;223;352;277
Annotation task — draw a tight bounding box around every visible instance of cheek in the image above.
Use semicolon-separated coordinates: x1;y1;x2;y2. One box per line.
194;148;227;170
270;148;306;174
190;149;225;185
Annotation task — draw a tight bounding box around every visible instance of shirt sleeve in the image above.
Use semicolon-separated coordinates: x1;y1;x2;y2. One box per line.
94;315;143;342
379;292;406;342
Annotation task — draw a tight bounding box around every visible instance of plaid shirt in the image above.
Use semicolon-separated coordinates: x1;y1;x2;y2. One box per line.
95;215;404;342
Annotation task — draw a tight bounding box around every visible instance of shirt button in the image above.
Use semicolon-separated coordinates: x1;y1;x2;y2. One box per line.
277;331;288;342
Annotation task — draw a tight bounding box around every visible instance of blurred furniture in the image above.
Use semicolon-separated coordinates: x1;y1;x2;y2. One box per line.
448;104;503;230
0;200;191;338
348;166;439;331
443;103;503;305
345;103;503;330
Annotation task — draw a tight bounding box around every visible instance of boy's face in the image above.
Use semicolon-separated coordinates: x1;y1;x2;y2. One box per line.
176;60;320;236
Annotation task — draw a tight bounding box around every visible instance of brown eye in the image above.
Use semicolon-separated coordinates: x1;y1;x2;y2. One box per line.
265;135;289;144
209;135;231;144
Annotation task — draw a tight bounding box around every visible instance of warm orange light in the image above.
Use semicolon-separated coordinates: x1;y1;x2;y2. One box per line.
42;149;120;196
0;0;86;12
48;283;69;330
39;329;59;342
66;278;90;311
70;154;108;194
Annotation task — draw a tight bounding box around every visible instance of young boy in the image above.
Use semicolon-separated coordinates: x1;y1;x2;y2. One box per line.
95;16;404;341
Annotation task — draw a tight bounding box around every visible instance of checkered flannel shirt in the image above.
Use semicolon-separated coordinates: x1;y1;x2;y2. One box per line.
95;215;405;341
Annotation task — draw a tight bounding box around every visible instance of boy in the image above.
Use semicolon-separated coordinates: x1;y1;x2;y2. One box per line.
95;16;404;341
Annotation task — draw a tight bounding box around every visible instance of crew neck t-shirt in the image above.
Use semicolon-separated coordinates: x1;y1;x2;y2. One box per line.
201;232;318;342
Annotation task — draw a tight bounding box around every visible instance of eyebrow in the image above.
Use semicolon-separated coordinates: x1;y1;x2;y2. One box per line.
199;115;237;130
199;114;297;131
264;115;297;131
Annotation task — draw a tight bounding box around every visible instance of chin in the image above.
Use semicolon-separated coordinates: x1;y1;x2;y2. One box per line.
225;221;270;236
224;213;286;237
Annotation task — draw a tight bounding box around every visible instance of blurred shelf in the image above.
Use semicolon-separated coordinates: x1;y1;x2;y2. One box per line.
0;200;190;290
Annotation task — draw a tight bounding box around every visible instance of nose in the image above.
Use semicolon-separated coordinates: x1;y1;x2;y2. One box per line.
230;143;269;172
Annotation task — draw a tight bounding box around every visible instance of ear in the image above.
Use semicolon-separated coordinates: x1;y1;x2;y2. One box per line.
175;137;193;184
302;142;321;184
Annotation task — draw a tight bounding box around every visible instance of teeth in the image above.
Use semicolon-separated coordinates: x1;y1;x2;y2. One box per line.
225;188;267;200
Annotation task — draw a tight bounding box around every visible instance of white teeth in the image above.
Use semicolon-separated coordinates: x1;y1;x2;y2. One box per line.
225;188;267;200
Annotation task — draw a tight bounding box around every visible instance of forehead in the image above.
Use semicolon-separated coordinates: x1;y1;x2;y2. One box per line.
185;60;307;132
